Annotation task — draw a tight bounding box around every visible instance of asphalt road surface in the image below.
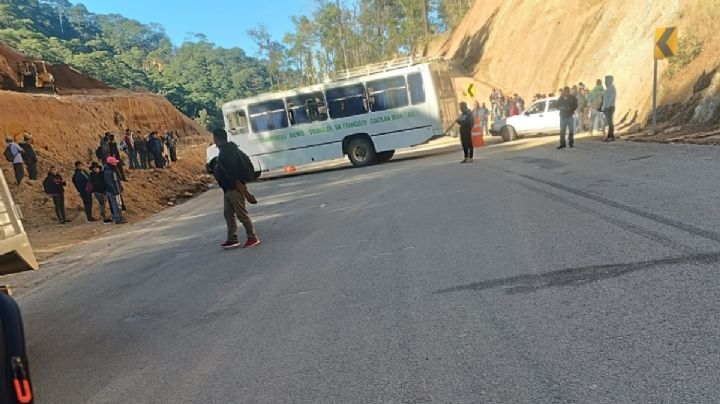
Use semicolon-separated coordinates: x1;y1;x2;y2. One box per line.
9;135;720;403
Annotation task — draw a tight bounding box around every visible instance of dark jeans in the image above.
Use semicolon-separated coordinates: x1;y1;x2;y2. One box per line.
460;132;473;158
80;193;93;220
127;150;140;169
604;107;616;139
169;147;177;162
152;151;164;168
51;194;66;222
106;192;121;223
560;116;575;146
26;161;37;180
94;192;107;219
12;163;23;184
139;152;148;169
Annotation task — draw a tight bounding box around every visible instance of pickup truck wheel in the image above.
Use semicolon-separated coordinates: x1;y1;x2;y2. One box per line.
500;125;518;142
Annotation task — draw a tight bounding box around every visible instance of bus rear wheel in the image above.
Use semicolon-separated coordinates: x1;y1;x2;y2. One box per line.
375;150;395;163
347;138;376;167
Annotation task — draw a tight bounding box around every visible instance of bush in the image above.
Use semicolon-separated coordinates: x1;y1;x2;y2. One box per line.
664;33;704;79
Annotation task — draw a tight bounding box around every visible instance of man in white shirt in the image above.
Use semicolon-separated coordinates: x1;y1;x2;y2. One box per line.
5;136;25;185
603;75;617;142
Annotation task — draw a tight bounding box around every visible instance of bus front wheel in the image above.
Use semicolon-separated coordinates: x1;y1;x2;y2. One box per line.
347;138;376;167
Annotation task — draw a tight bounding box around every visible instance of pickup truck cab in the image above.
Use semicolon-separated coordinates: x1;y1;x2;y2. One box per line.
491;97;561;142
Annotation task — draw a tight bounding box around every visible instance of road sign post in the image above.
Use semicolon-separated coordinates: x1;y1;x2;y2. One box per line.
652;27;678;135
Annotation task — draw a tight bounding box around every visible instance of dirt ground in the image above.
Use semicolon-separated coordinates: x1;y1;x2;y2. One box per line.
0;42;217;263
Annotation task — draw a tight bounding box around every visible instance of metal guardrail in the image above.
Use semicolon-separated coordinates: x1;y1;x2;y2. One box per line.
328;56;450;82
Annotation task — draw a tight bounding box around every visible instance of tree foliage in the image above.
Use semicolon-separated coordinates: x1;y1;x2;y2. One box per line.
0;0;474;129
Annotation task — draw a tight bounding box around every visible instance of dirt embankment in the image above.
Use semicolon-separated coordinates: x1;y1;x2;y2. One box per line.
429;0;720;140
0;42;214;261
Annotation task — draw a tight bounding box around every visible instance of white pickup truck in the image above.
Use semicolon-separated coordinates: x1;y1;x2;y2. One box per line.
491;97;561;142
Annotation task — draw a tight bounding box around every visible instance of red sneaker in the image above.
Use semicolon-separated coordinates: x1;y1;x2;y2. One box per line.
243;238;261;248
221;240;241;249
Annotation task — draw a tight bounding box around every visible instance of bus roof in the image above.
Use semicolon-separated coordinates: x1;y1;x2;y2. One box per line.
222;57;448;111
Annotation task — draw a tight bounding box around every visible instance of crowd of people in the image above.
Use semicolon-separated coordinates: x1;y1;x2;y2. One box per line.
456;75;617;156
3;128;181;225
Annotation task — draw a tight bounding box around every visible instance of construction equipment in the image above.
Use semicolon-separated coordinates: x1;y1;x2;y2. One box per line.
0;169;38;275
16;61;55;94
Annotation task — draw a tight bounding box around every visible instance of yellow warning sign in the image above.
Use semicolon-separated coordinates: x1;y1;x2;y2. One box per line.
655;27;678;59
466;83;475;98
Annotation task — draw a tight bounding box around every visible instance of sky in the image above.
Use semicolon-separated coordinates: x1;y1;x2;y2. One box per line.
72;0;316;54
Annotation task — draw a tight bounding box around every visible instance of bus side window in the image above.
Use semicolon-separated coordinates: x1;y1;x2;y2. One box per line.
227;110;248;135
407;73;425;105
248;99;288;133
325;84;368;119
367;76;409;111
285;92;328;125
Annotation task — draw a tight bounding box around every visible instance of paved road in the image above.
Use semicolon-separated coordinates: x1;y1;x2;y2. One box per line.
9;136;720;403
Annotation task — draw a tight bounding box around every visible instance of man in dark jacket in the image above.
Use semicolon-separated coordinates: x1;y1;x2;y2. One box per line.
72;161;96;222
456;102;474;163
165;130;178;162
213;128;259;249
20;133;38;180
107;133;126;180
147;132;164;169
104;157;124;224
134;132;148;169
557;87;578;149
43;166;69;224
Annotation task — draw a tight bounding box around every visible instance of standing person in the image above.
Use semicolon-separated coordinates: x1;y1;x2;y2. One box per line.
134;131;148;169
147;132;164;169
96;134;110;164
20;133;38;180
476;102;490;135
4;136;25;185
557;86;578;149
123;129;140;169
107;133;127;180
165;130;178;162
603;75;617;142
104;157;124;224
574;86;587;133
456;102;474;163
72;161;96;222
88;162;111;224
587;79;606;136
212;128;260;249
43;166;69;224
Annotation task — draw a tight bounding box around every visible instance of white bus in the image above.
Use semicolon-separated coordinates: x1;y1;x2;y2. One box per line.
206;57;458;178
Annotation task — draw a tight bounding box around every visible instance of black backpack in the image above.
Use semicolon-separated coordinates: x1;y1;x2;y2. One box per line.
4;146;14;163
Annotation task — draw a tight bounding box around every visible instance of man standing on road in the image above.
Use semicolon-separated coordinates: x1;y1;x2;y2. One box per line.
213;128;260;249
4;136;24;185
104;157;124;224
20;133;38;180
456;102;474;163
557;87;578;149
476;102;490;135
123;129;139;169
72;161;96;222
587;79;605;136
603;75;617;142
574;85;587;133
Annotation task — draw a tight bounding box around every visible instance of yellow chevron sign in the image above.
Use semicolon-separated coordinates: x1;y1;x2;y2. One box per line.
466;83;475;97
655;27;678;59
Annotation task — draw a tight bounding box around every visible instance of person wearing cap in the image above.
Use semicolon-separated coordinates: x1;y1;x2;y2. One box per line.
43;166;69;224
19;132;38;180
104;156;124;224
4;136;25;185
72;161;96;222
88;162;111;224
